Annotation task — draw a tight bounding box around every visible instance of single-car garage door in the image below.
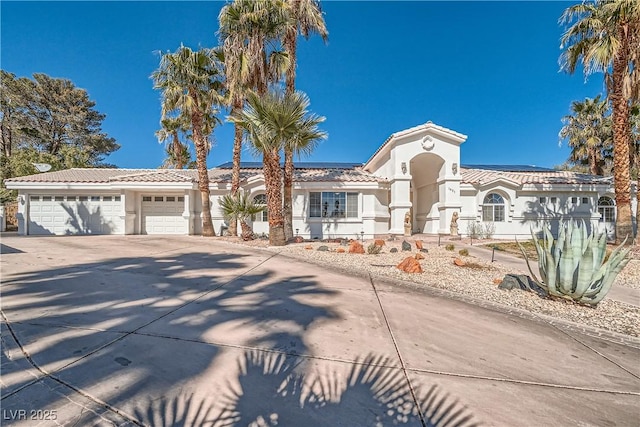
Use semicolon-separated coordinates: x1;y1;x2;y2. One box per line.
141;195;187;234
28;195;124;235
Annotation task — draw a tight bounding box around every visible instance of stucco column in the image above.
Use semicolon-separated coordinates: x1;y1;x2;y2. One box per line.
184;191;196;235
437;165;462;234
123;190;136;235
389;174;412;235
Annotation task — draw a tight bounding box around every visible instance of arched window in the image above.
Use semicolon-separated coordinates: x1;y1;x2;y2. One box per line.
253;194;267;222
482;193;505;222
598;196;615;222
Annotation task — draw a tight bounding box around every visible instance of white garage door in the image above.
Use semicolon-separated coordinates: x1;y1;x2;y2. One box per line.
141;195;187;235
28;195;123;235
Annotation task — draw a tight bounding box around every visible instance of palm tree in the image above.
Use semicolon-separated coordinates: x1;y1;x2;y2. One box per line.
152;46;224;237
156;117;193;169
560;95;612;176
231;90;326;246
560;0;640;244
219;190;265;240
218;0;290;236
282;0;328;241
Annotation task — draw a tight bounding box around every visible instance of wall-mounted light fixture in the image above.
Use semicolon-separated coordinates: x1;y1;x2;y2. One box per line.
19;195;25;205
452;163;458;175
401;162;407;174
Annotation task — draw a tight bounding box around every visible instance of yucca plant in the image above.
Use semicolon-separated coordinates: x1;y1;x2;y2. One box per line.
517;221;630;306
219;191;265;241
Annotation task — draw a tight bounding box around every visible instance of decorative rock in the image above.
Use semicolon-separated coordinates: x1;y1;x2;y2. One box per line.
292;236;304;244
374;239;385;247
340;239;349;246
498;274;548;298
336;248;345;253
304;245;313;250
397;257;423;273
402;240;412;251
493;278;503;285
415;252;425;260
317;245;329;252
390;248;398;253
420;248;428;253
415;240;423;250
349;241;365;254
453;258;466;266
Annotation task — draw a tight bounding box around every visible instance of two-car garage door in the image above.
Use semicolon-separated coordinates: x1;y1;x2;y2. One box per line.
28;195;124;235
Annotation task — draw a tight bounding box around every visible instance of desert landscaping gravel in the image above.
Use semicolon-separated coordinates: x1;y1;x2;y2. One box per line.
225;238;639;338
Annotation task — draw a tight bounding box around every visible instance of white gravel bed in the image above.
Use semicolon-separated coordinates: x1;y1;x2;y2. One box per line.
266;241;639;338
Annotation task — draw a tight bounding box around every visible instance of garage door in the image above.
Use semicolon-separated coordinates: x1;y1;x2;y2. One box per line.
141;195;187;234
28;195;123;235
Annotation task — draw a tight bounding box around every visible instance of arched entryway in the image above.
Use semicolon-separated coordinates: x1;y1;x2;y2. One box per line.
410;153;445;233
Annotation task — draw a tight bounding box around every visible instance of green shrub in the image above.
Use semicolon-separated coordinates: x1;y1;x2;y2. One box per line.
445;244;455;251
458;249;469;256
367;243;382;254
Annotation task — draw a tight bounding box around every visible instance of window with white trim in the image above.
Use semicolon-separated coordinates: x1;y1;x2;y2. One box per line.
253;194;267;222
309;192;358;218
598;196;615;222
482;193;505;222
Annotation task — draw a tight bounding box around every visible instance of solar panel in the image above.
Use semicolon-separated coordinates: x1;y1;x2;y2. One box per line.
461;164;555;172
216;162;362;169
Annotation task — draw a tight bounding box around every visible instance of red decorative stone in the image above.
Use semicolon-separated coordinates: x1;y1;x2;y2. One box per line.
397;257;423;273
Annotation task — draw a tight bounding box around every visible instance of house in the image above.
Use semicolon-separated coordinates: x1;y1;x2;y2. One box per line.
5;121;636;239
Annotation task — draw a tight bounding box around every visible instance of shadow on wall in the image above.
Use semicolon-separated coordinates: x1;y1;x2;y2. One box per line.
521;201;593;238
62;203;115;235
133;351;481;427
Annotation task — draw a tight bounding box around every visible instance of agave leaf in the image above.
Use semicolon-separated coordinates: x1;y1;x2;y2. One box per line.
573;237;596;298
531;229;547;284
558;229;577;295
544;240;560;297
517;236;544;287
593;229;607;267
581;257;630;306
582;237;630;298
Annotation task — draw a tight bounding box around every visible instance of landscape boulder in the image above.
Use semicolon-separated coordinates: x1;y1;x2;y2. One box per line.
336;248;345;253
453;258;466;266
401;241;412;251
374;239;385;247
349;241;365;254
397;257;423;273
415;240;423;250
415;252;425;260
317;245;329;252
390;248;398;253
498;274;548;298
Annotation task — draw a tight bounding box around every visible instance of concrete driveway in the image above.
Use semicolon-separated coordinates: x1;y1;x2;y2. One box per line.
1;235;638;426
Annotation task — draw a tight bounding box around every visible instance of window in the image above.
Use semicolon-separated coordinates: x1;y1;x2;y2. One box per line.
30;196;39;201
42;196;52;201
309;192;359;218
177;196;184;202
103;196;112;202
253;194;267;222
166;196;175;202
539;197;546;204
78;196;88;201
571;197;577;204
482;193;505;222
550;197;557;204
154;196;163;202
114;196;121;202
598;196;615;222
142;196;152;202
91;196;100;201
54;196;64;201
582;197;589;204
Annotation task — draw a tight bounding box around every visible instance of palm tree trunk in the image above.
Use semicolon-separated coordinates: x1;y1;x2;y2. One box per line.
228;100;244;237
611;27;632;245
190;99;215;237
283;28;298;241
263;149;286;246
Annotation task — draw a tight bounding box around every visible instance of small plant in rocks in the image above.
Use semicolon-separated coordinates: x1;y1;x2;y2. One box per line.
367;243;383;254
458;248;469;256
445;244;455;251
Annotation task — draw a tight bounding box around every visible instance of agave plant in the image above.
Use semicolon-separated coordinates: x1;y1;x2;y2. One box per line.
517;221;630;306
219;191;265;241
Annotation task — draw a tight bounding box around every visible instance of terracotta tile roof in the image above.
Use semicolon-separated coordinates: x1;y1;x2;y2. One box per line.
461;167;612;186
294;168;386;182
109;170;198;183
4;168;154;183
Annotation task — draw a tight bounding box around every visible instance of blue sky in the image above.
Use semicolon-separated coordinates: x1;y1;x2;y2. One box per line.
2;1;604;169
